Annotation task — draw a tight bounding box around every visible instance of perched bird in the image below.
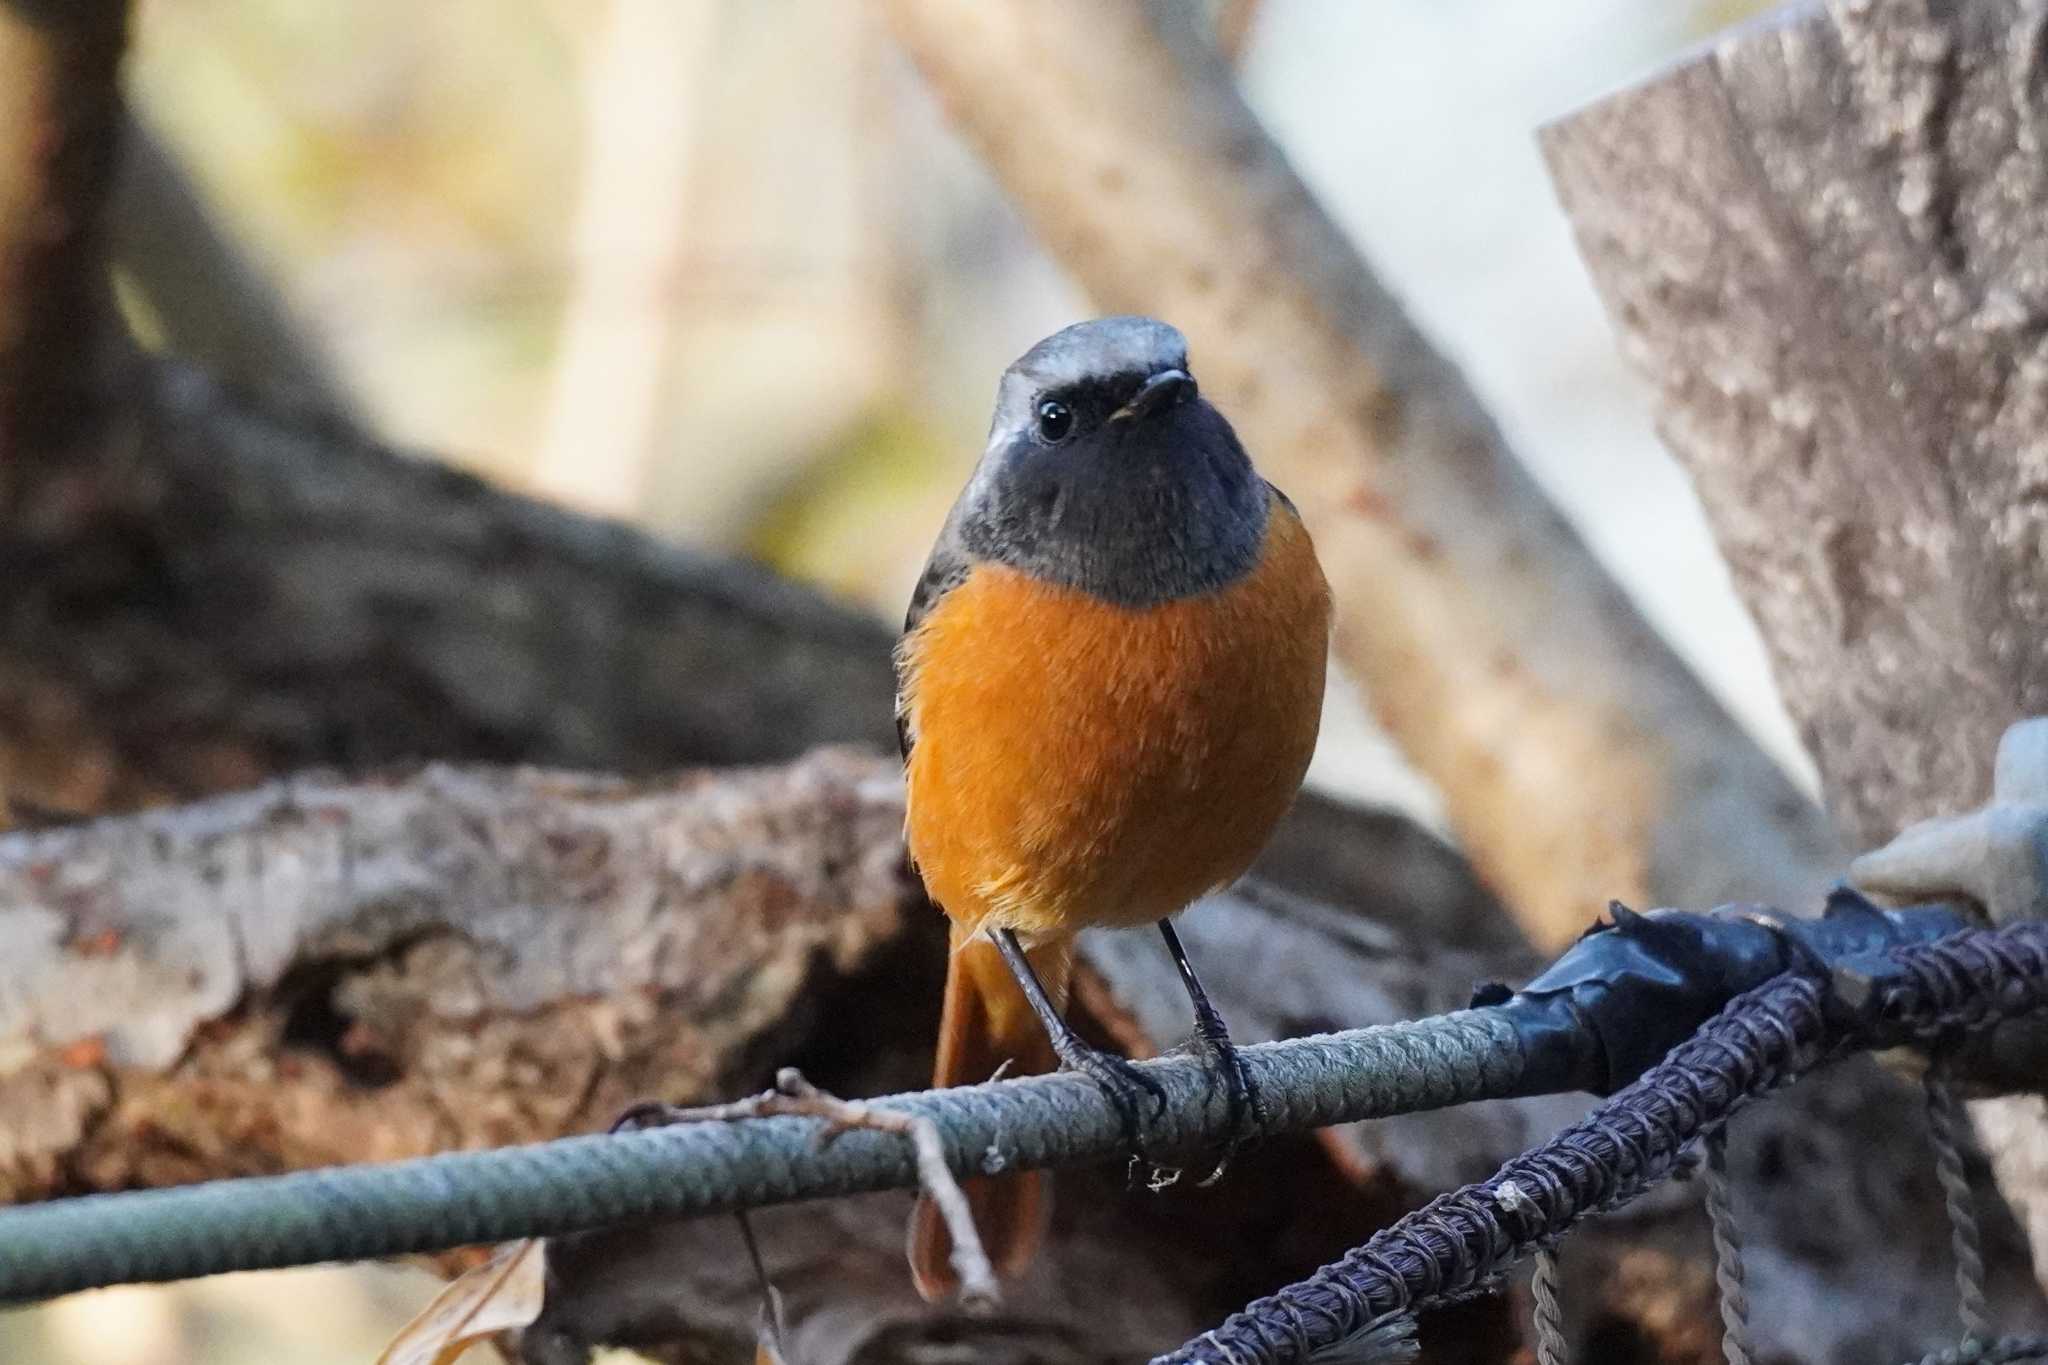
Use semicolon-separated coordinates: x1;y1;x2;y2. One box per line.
894;317;1332;1300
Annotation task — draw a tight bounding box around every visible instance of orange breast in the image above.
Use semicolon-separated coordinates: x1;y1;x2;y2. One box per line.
900;495;1331;941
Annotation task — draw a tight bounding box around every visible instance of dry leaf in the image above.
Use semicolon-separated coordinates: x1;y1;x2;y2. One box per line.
375;1238;547;1365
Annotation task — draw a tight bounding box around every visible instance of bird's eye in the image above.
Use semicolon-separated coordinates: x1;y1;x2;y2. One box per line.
1035;399;1074;443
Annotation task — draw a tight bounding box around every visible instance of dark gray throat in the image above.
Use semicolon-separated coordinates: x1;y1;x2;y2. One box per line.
958;399;1270;608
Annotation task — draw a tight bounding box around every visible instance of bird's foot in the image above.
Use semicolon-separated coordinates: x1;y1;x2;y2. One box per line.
1183;1004;1266;1187
1050;1035;1168;1176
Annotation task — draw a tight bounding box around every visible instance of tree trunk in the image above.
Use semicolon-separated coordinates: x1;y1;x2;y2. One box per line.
1543;0;2048;1308
6;754;2034;1364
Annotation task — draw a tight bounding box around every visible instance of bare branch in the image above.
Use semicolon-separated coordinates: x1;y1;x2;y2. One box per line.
0;0;128;469
628;1066;1003;1313
0;359;897;819
0;748;914;1200
880;0;1841;945
107;109;350;412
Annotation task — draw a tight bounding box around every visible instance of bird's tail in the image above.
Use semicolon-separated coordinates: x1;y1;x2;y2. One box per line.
907;928;1070;1302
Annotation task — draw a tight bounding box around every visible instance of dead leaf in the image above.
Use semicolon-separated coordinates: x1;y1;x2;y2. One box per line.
376;1238;547;1365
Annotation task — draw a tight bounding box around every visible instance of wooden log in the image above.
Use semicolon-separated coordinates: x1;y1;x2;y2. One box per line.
0;359;899;821
1542;0;2048;1310
6;751;2032;1363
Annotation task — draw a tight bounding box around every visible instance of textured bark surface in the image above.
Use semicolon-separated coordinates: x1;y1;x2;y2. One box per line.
5;751;2033;1364
0;358;897;822
1541;0;2048;853
1543;0;2048;1316
0;748;915;1201
881;0;1843;948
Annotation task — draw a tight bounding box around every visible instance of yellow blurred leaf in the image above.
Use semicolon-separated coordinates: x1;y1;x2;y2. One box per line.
375;1238;546;1365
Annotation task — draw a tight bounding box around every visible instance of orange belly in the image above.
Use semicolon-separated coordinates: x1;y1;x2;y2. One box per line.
899;498;1330;941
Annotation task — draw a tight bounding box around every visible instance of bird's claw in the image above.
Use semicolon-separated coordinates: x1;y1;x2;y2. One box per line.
1053;1041;1168;1174
1184;1011;1265;1187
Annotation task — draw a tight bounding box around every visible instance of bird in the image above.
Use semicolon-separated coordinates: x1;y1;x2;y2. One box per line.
894;316;1332;1301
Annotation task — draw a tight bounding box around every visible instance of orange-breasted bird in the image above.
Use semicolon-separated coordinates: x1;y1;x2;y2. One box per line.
894;317;1332;1300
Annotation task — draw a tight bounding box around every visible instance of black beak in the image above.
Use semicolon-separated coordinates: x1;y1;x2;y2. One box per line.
1110;368;1195;423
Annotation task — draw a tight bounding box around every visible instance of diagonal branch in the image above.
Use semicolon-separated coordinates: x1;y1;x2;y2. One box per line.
107;109;350;412
0;359;899;821
880;0;1841;946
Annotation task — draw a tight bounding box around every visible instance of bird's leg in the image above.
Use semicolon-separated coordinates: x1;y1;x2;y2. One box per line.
991;928;1167;1161
1158;918;1263;1185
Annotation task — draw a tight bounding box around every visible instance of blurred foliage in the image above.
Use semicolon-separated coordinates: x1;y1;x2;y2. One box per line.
746;409;958;601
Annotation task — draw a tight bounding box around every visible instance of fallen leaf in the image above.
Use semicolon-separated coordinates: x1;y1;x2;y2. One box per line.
376;1238;547;1365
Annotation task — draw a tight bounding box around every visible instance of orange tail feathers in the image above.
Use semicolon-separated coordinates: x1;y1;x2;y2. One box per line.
907;930;1071;1302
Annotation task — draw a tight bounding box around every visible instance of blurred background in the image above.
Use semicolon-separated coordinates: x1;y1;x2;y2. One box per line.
3;0;1787;1359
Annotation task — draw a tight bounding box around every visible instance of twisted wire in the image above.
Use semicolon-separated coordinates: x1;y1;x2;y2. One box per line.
1155;972;1830;1365
1164;922;2048;1365
1926;1071;1995;1344
1530;1247;1567;1365
1908;1335;2048;1365
1703;1130;1753;1365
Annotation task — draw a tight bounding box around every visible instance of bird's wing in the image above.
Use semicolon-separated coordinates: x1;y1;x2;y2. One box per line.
895;514;973;765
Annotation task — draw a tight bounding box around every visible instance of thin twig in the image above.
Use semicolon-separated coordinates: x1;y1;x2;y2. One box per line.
736;1209;790;1364
621;1066;1002;1312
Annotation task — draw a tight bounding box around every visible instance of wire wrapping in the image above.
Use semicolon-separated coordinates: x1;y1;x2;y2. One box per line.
5;916;2046;1364
1703;1130;1753;1365
1909;1337;2048;1365
1529;1248;1567;1365
1926;1070;1995;1345
1159;923;2048;1365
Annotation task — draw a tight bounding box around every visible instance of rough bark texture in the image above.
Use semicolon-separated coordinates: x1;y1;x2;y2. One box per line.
1542;0;2048;1312
0;748;914;1200
5;754;2034;1364
881;0;1844;948
0;357;898;821
1541;0;2048;854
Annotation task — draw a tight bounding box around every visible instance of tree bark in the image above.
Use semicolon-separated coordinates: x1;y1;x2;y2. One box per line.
0;748;916;1200
5;752;2032;1364
1542;0;2048;1308
0;0;127;469
0;358;899;822
0;0;899;820
880;0;1843;949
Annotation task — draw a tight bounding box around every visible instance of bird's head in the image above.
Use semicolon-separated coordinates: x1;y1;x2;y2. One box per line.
956;317;1268;607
